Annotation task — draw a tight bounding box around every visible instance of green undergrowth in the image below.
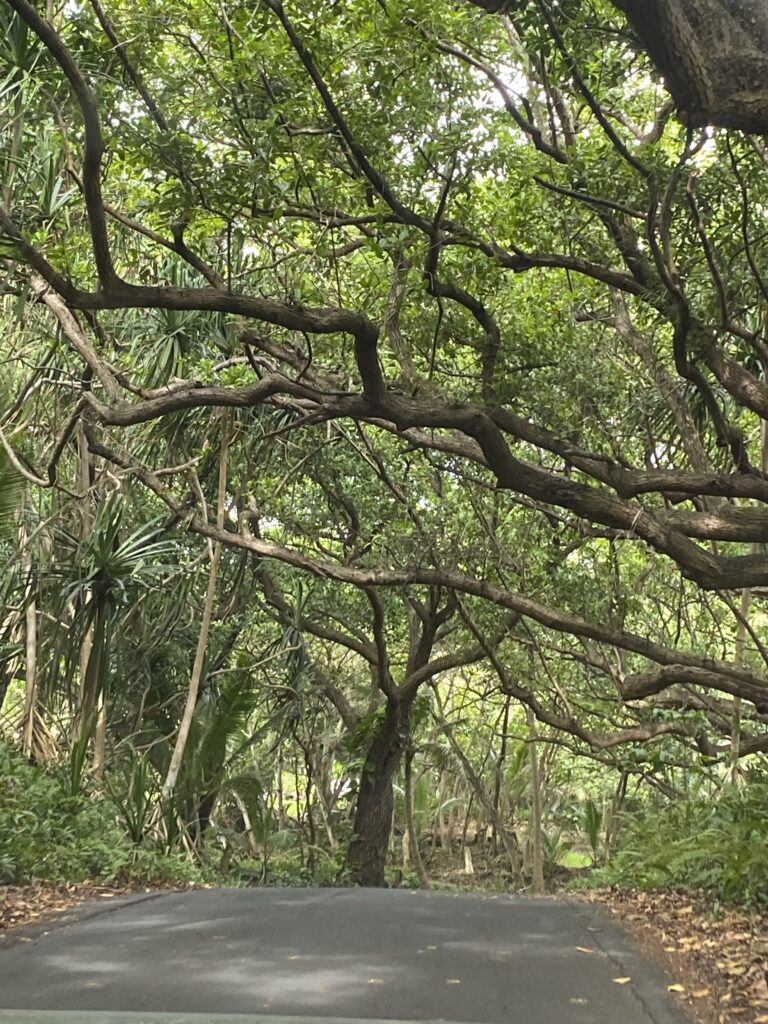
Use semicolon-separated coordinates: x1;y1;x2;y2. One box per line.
242;852;347;887
0;741;202;886
0;741;346;890
572;783;768;908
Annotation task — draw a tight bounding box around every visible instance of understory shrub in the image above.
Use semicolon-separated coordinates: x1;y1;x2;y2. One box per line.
591;783;768;907
0;741;199;885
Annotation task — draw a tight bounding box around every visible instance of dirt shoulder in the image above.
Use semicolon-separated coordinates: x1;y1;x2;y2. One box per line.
0;881;178;938
577;888;768;1024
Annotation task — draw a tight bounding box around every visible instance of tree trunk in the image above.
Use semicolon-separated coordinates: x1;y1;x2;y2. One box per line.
162;415;230;801
526;707;545;895
188;789;217;844
470;0;768;132
92;691;107;781
404;744;430;889
75;425;96;748
614;0;768;133
20;529;36;759
346;694;413;887
491;696;511;856
76;601;106;741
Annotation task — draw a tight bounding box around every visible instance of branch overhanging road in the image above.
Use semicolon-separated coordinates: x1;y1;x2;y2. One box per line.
0;889;687;1024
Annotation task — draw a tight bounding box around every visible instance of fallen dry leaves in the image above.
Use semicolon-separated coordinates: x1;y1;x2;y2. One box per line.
0;881;171;936
2;879;766;1024
579;888;768;1024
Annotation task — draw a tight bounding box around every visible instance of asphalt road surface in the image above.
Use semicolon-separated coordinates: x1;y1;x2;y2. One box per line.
0;888;688;1024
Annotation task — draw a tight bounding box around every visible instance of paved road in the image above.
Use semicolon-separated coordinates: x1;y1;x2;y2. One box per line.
0;888;687;1024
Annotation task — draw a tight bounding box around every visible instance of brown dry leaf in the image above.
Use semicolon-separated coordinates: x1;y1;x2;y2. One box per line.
577;887;768;1024
0;881;185;936
576;946;594;954
613;977;632;985
668;983;686;994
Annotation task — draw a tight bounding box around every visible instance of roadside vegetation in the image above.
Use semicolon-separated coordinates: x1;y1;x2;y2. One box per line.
1;0;767;933
3;724;768;910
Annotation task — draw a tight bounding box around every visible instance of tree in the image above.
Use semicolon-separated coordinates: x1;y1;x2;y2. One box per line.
614;0;768;133
470;1;768;133
2;0;768;884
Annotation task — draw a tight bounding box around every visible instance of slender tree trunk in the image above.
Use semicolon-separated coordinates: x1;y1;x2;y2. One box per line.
730;585;750;784
76;602;106;740
447;777;463;849
435;775;449;851
491;696;511;855
76;425;95;746
22;591;37;755
20;526;37;758
346;694;413;886
276;749;285;829
162;415;230;801
604;770;628;861
434;691;523;885
235;793;260;856
313;750;338;853
526;707;545;895
404;744;430;889
92;691;107;781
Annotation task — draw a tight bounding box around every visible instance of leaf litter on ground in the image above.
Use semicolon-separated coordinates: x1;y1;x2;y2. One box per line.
0;881;190;939
577;888;767;1024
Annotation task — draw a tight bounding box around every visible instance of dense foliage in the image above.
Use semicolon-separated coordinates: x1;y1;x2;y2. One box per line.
0;741;200;884
0;0;766;896
600;781;768;907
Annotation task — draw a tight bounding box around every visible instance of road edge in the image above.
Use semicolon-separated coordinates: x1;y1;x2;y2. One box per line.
0;890;178;953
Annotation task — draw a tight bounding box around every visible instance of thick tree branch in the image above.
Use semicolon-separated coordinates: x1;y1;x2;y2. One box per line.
85;437;768;709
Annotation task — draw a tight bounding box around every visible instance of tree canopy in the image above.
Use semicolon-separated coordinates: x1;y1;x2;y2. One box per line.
2;0;768;887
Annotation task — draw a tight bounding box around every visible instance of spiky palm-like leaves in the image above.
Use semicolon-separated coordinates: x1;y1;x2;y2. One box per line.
62;494;178;731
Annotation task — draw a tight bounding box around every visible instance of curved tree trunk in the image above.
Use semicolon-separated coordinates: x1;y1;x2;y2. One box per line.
470;0;768;133
346;694;413;887
613;0;768;133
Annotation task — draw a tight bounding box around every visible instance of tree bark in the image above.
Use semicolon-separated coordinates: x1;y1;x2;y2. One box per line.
613;0;768;132
346;694;414;886
161;414;230;801
526;707;545;895
20;525;37;758
467;0;768;133
404;743;430;889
